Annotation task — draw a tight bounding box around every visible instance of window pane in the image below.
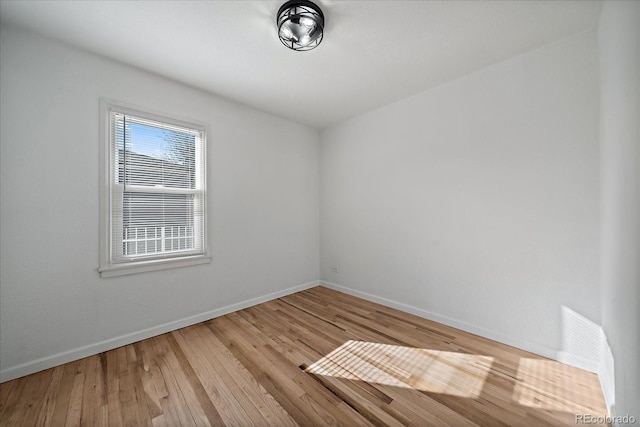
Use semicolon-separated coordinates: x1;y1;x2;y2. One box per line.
122;192;196;256
114;114;197;189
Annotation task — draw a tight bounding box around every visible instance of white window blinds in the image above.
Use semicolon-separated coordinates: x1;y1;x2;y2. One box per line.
108;109;206;264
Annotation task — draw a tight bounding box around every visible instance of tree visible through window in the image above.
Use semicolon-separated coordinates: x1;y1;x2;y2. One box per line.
100;103;208;277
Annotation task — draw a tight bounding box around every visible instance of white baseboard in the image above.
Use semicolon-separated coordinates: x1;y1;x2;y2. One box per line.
0;280;319;383
320;280;583;369
598;331;616;419
556;351;600;374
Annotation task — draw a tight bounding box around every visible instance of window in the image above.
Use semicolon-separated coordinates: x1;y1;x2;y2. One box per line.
99;101;209;277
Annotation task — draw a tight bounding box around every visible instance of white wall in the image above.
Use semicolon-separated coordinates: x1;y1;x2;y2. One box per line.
598;0;640;421
320;30;600;362
0;25;320;381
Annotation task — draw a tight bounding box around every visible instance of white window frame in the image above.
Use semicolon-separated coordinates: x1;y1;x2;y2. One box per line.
99;99;210;278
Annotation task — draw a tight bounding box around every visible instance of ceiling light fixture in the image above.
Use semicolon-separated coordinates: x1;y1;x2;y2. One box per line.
277;0;324;51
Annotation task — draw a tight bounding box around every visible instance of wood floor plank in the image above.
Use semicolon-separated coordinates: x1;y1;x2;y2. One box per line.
147;336;201;426
2;369;50;427
65;358;87;427
0;286;609;426
0;380;20;425
208;318;320;426
171;328;255;426
48;361;81;427
80;356;99;426
177;325;298;427
213;314;343;425
132;341;164;422
165;332;226;426
103;351;124;427
34;365;64;427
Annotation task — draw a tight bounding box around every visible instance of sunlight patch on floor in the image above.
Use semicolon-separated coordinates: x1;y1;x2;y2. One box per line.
304;340;494;398
513;357;607;417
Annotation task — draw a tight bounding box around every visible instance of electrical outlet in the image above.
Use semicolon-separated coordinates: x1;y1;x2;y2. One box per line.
331;266;340;273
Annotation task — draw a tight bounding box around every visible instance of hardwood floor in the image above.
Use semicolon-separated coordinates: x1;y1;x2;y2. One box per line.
0;286;609;426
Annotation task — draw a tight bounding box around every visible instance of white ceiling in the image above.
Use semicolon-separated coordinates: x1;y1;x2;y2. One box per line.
0;0;602;129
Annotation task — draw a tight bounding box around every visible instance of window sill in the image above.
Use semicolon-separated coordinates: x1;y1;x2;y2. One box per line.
99;255;211;278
